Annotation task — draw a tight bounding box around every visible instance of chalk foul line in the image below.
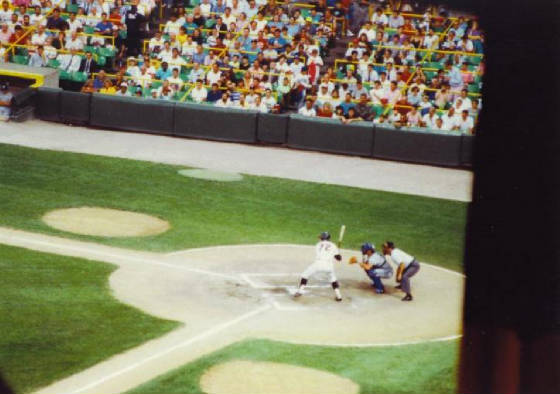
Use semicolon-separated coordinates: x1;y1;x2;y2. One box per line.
70;304;272;394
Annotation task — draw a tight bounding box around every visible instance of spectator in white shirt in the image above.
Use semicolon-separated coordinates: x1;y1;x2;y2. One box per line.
386;81;402;105
115;82;132;96
164;14;181;36
30;6;45;26
307;48;323;67
205;62;222;85
167;48;187;72
421;107;438;128
58;48;82;72
457;109;474;134
406;105;422;127
298;98;316;117
0;23;11;44
157;40;173;61
371;7;388;26
441;107;459;130
432;116;446;131
250;94;268;112
28;45;47;67
369;80;386;105
0;1;12;24
316;84;331;106
454;88;472;111
423;28;439;49
31;24;48;45
262;88;277;111
190;79;208;103
149;31;164;54
188;62;204;83
126;58;141;79
167;68;184;92
200;0;212;18
358;21;376;42
215;92;232;108
388;11;405;29
181;35;196;59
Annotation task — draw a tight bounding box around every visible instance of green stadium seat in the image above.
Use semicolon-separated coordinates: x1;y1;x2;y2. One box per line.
474;75;482;85
59;70;72;80
98;47;115;58
95;55;106;67
47;59;60;69
84;26;94;34
372;105;384;117
12;55;28;65
423;70;436;80
71;71;88;82
470;55;483;64
83;45;96;54
119;30;127;39
66;3;79;13
467;83;480;93
426;61;443;70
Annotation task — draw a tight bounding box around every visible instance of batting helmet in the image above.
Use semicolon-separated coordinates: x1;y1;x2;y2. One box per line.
361;242;374;254
319;231;331;240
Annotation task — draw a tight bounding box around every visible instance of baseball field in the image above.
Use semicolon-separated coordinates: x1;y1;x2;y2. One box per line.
0;129;469;394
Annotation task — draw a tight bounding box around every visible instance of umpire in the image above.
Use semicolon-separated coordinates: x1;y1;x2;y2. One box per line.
359;243;393;294
382;241;420;301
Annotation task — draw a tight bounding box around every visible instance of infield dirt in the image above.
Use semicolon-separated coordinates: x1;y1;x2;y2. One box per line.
0;227;463;394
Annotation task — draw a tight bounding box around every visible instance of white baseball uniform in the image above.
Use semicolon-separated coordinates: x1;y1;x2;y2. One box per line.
301;240;339;283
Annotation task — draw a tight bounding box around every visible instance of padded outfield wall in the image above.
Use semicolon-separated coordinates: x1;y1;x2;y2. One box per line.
35;87;474;168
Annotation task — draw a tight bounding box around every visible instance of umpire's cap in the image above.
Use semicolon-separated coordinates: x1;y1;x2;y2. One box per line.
319;231;331;240
361;242;374;254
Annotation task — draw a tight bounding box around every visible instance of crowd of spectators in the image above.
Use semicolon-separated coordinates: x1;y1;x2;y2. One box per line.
0;0;483;134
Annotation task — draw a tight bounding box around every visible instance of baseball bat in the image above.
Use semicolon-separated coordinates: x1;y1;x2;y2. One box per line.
337;225;346;248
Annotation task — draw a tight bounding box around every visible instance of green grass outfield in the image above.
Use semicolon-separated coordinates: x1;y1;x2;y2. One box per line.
0;143;467;393
125;339;458;394
0;144;467;272
0;244;179;394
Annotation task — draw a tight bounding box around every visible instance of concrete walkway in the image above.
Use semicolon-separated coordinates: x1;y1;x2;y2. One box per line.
0;120;472;201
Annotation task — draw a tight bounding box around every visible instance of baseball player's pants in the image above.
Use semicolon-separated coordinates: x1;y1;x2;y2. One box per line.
365;266;393;291
401;260;420;294
301;261;337;283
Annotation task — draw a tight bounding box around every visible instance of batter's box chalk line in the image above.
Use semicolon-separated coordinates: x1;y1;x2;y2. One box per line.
241;274;357;311
240;273;332;290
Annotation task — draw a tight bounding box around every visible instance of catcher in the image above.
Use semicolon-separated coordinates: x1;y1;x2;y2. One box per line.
349;243;393;294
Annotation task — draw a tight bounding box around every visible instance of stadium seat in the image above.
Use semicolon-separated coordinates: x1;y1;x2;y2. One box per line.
59;70;72;80
66;3;79;13
95;55;106;67
12;55;28;65
47;59;60;69
423;70;436;80
426;61;443;70
467;83;480;93
98;47;115;58
71;72;88;82
470;55;483;64
84;26;95;34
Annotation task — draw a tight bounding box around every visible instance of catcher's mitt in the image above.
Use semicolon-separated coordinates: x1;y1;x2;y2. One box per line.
348;256;358;264
396;263;405;282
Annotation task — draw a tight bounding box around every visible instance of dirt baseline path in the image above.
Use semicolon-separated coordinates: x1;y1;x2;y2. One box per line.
0;227;464;394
